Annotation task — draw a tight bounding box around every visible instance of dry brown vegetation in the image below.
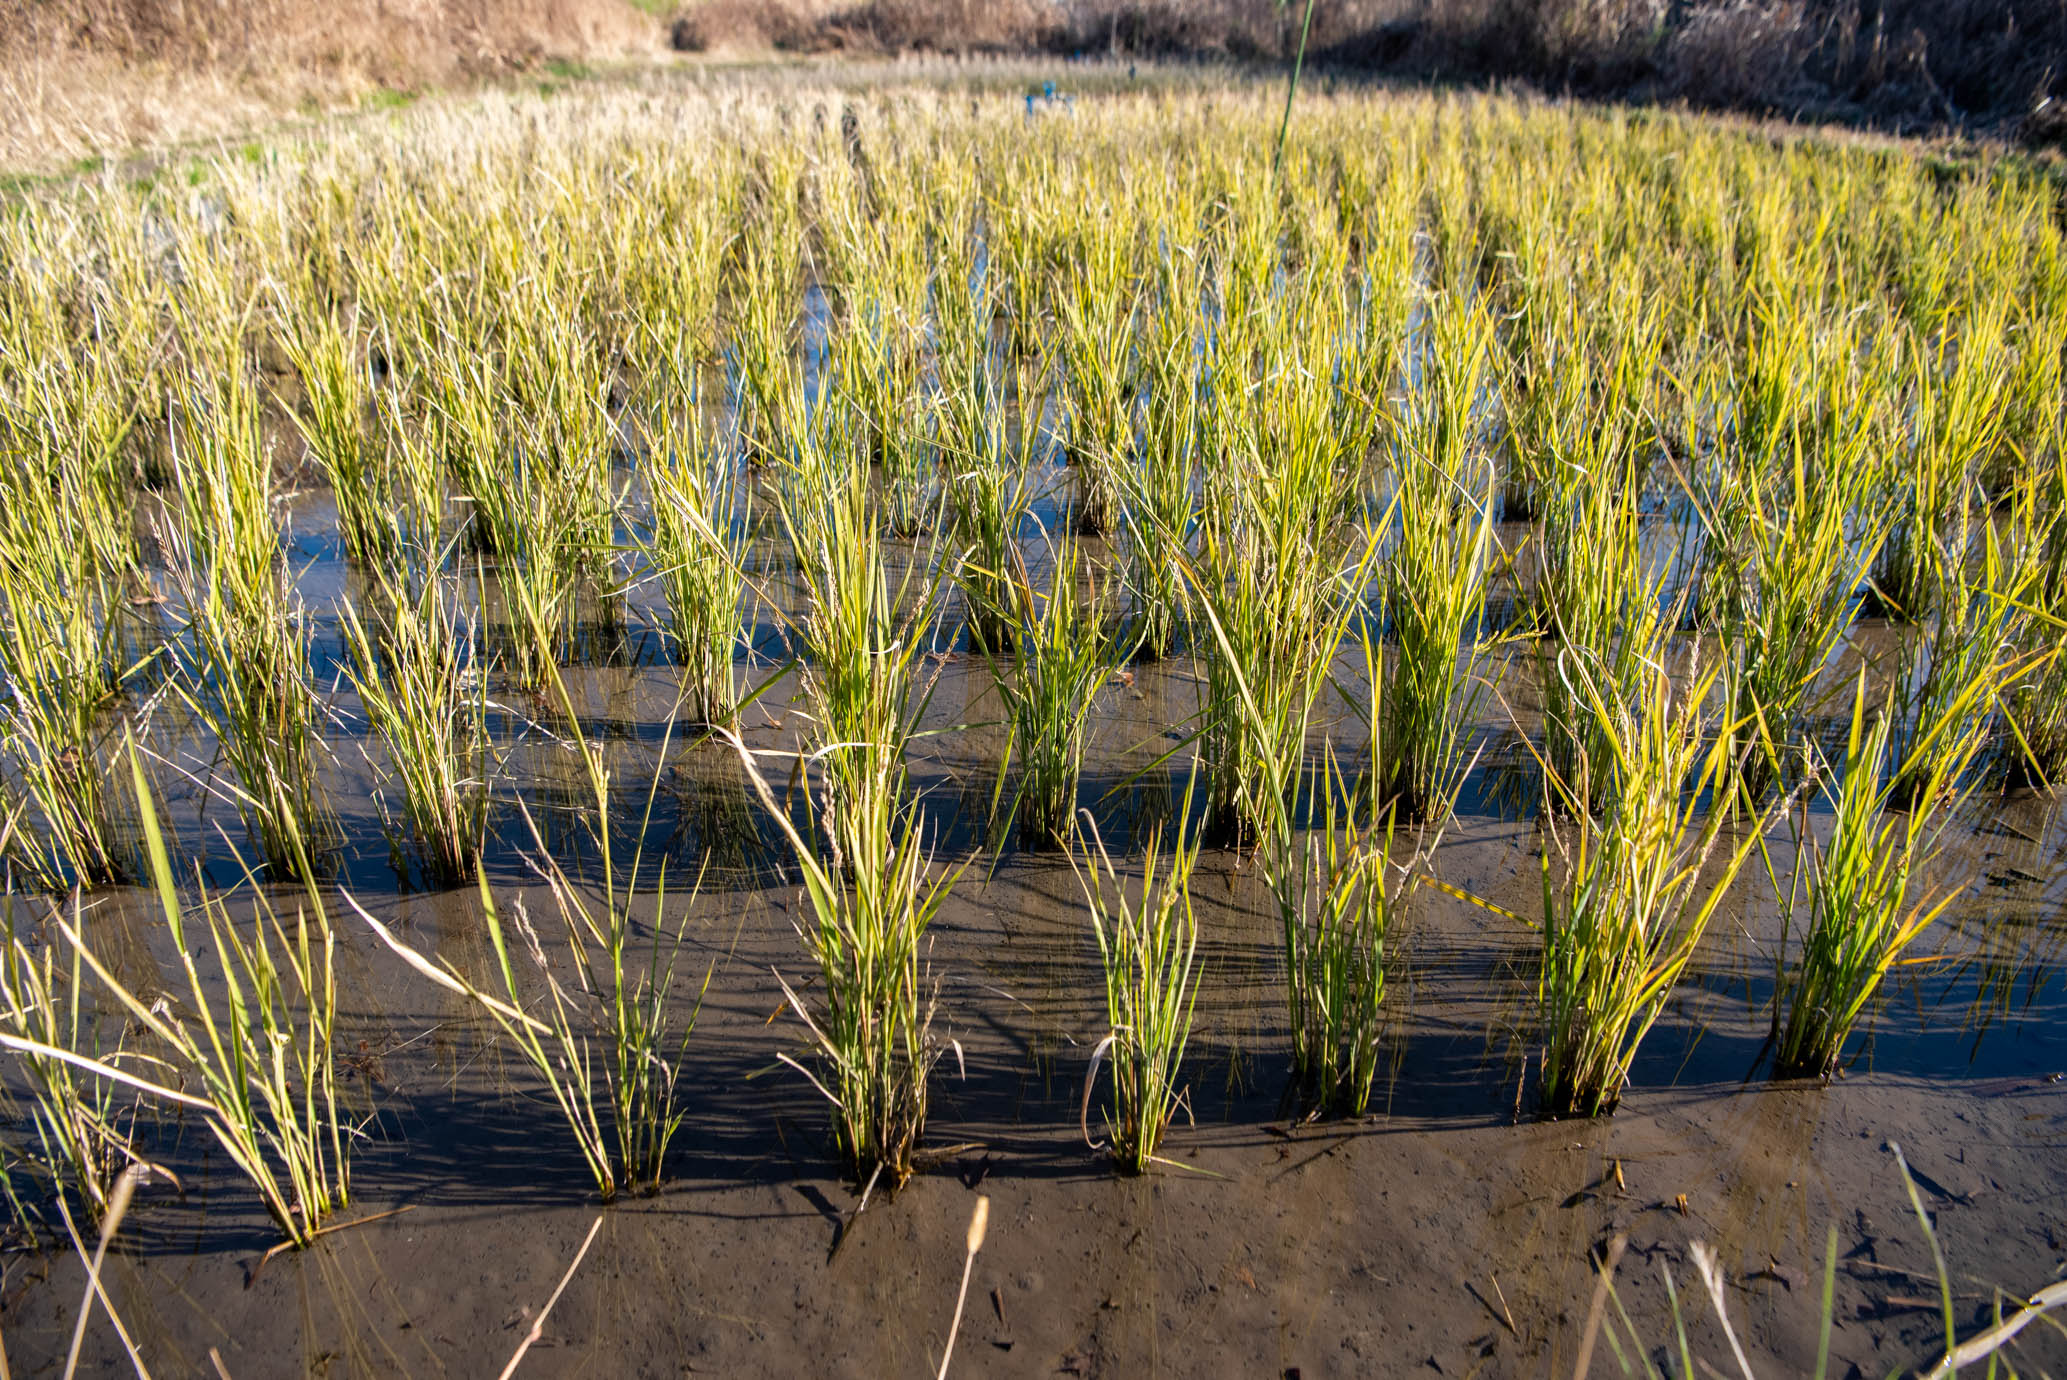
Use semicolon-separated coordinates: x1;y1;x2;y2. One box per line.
671;0;2067;136
6;0;2064;175
0;0;659;171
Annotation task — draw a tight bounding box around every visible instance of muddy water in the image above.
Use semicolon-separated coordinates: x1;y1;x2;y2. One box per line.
4;479;2066;1379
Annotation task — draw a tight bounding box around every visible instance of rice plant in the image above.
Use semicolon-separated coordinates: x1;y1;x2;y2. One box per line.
750;424;959;1186
1073;796;1202;1174
725;724;959;1189
1772;674;1981;1080
0;483;139;889
278;302;393;564
338;568;491;886
940;356;1041;656
1698;315;1889;803
776;411;942;848
1534;648;1764;1119
1890;495;2047;806
1271;749;1402;1119
636;348;748;728
1525;305;1656;815
1120;263;1206;662
1055;241;1139;536
42;750;351;1247
826;292;932;537
983;528;1127;847
159;373;334;873
1871;309;2011;623
2010;449;2067;784
431;321;616;687
731;175;809;467
1381;293;1499;823
162;529;332;875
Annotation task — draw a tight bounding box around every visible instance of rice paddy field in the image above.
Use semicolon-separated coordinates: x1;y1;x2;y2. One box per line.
2;63;2067;1377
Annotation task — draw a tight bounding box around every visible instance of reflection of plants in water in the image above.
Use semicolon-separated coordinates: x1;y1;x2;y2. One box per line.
659;744;766;885
1927;801;2067;1057
1940;909;2065;1060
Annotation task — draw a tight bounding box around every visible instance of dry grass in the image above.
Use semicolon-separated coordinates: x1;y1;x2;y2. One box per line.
0;0;659;173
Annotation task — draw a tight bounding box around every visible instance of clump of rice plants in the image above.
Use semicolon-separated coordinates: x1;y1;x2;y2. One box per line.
429;310;618;686
1524;297;1657;815
775;417;941;849
0;483;139;889
2009;449;2067;784
1697;314;1889;804
1871;308;2011;623
338;567;491;886
826;292;932;537
43;752;351;1247
161;363;333;874
727;723;959;1189
1772;674;1984;1081
365;860;703;1202
360;680;705;1200
730;169;808;466
940;356;1041;656
749;428;959;1188
1186;275;1379;842
1534;648;1764;1119
1380;292;1499;822
1889;495;2047;807
636;345;749;728
1271;746;1411;1119
983;528;1127;847
1074;795;1202;1174
1054;238;1139;535
0;880;143;1224
1120;256;1206;662
278;303;394;565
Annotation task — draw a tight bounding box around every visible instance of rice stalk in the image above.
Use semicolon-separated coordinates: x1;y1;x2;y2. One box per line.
1534;647;1764;1119
1381;292;1499;823
981;527;1126;847
42;748;350;1247
1772;673;1980;1080
1073;793;1201;1174
338;568;491;886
